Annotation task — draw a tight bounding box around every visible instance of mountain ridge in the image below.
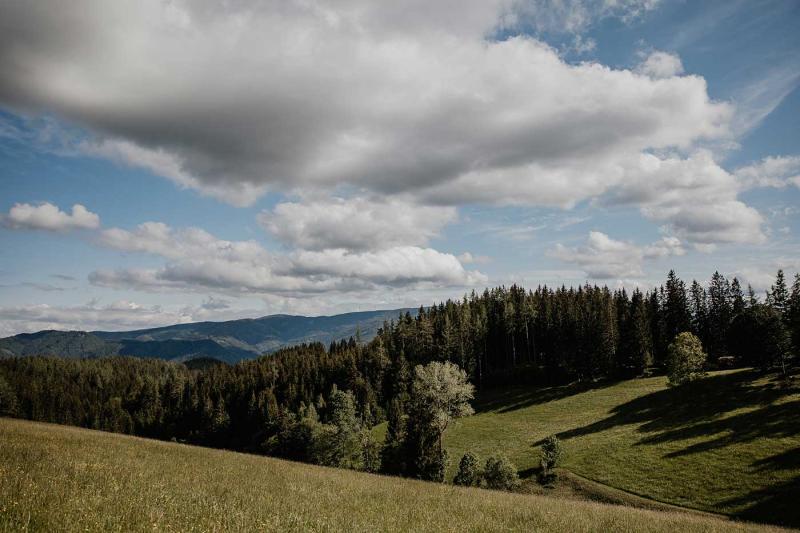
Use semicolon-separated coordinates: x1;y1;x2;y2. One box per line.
0;308;417;363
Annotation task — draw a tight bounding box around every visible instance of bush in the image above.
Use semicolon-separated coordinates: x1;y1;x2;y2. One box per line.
453;452;481;486
483;454;519;491
666;332;707;386
540;434;563;480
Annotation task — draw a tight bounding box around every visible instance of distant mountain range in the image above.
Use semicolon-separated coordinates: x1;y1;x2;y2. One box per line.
0;309;416;364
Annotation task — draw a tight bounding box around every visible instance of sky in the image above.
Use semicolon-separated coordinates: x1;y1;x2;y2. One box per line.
0;0;799;335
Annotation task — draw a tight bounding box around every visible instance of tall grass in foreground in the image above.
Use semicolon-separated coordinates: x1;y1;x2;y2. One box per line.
0;418;783;532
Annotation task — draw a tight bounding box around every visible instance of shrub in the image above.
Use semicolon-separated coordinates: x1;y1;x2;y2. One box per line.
453;452;481;486
540;434;563;479
483;454;519;491
666;332;708;386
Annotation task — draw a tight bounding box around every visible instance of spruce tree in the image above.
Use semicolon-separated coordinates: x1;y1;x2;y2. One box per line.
664;270;692;345
767;269;789;316
707;272;731;361
789;274;800;355
729;277;745;317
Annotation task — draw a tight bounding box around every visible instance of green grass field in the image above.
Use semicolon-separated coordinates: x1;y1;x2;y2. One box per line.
442;368;800;527
0;417;785;532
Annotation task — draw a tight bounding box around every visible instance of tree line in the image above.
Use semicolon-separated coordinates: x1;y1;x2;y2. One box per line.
1;269;798;481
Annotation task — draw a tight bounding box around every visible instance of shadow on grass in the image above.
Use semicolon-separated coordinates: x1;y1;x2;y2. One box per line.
548;370;798;445
542;368;800;528
475;379;620;415
721;447;800;528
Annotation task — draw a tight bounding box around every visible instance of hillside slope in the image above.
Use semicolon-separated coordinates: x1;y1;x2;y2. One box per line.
441;369;800;528
0;418;781;532
0;308;414;362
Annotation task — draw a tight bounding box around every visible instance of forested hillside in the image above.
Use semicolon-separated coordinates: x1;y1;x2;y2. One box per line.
1;269;798;499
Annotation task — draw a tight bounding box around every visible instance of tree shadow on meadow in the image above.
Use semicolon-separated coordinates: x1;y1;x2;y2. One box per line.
548;370;799;445
541;369;800;527
474;379;620;415
720;447;800;528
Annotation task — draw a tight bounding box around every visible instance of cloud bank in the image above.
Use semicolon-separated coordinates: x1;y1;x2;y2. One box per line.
92;221;485;296
0;0;727;211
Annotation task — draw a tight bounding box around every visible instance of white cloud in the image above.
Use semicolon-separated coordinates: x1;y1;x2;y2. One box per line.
0;1;727;210
642;236;685;258
735;155;800;189
730;63;800;136
457;252;491;264
2;202;100;231
608;151;766;246
289;247;486;287
259;197;457;251
92;221;485;296
637;51;684;79
548;231;684;279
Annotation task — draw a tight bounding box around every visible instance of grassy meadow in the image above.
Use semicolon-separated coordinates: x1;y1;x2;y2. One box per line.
441;368;800;527
0;417;785;532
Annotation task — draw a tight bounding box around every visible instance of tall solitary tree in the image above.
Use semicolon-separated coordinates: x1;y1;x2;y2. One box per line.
403;361;474;481
666;332;707;386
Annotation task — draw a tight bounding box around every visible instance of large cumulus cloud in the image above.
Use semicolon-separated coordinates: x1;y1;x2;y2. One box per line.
0;0;729;210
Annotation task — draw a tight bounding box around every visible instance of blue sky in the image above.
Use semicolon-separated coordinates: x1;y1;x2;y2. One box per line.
0;0;798;335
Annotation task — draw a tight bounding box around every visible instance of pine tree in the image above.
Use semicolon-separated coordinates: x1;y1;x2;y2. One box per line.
767;269;789;315
747;284;758;307
664;270;691;343
707;271;731;361
729;278;745;318
689;280;708;347
380;397;407;475
788;274;800;356
629;289;653;375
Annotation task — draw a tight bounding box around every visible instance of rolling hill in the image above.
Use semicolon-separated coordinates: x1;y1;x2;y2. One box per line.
434;368;800;528
0;417;781;532
0;308;415;363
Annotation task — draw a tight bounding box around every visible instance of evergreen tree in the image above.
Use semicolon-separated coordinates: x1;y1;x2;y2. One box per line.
731;304;791;374
380;397;407;475
0;375;18;416
453;451;481;487
316;388;362;469
729;278;745;317
664;271;692;343
747;284;758;307
767;270;789;315
789;274;800;355
689;280;709;349
707;272;731;361
629;289;653;375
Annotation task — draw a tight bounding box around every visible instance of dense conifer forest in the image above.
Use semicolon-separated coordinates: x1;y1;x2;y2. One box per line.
2;269;799;479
